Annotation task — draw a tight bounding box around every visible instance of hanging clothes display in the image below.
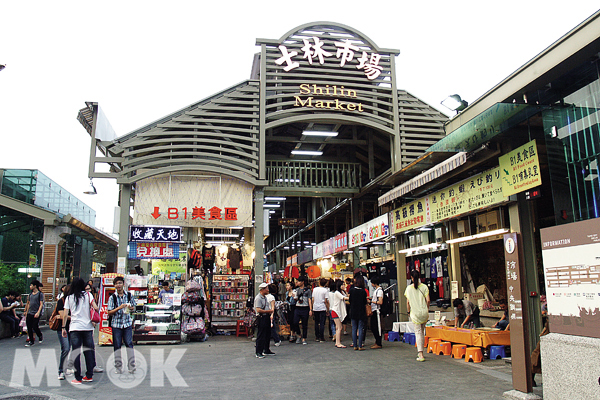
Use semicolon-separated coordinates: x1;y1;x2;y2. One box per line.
227;246;242;271
202;245;215;273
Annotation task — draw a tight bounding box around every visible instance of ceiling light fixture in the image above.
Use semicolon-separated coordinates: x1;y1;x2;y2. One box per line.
83;179;97;195
291;150;323;156
302;130;338;137
263;204;280;208
265;197;287;201
205;233;240;238
441;94;468;112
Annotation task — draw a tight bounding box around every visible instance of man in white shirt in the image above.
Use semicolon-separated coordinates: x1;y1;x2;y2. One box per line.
312;278;330;342
368;276;384;349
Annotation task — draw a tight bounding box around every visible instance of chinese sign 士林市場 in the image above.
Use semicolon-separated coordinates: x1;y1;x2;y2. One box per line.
275;37;384;80
498;139;542;197
390;166;509;235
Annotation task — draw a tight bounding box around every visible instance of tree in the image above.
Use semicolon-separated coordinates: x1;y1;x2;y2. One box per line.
0;263;28;296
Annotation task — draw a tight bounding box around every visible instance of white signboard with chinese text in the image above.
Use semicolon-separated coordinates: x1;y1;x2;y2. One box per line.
348;214;389;248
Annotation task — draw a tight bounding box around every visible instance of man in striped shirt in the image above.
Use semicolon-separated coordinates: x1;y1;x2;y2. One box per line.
107;276;137;374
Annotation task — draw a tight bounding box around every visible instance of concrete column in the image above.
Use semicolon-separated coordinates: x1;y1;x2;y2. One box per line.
396;249;408;322
448;243;462;300
118;184;131;259
254;188;264;295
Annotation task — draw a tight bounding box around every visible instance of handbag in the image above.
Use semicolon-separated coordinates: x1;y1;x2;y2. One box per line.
366;304;373;317
49;301;61;330
89;294;101;324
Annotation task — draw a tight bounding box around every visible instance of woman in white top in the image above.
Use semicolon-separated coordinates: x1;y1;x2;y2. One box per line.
62;277;98;384
404;269;430;362
331;280;349;348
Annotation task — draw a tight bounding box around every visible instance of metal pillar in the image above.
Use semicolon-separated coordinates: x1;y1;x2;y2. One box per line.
254;188;264;295
118;184;131;259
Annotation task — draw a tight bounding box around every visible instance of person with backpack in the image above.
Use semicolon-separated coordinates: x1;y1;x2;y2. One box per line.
24;280;44;346
62;277;97;384
368;276;384;349
107;276;137;374
405;269;430;362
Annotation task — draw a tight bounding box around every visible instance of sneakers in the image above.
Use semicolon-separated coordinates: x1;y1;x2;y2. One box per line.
255;353;265;359
25;342;34;347
58;372;65;380
263;351;276;356
65;368;74;376
38;337;43;344
302;340;307;345
93;366;104;373
289;336;296;343
82;377;93;383
315;338;321;342
71;379;82;385
274;341;281;347
295;337;302;344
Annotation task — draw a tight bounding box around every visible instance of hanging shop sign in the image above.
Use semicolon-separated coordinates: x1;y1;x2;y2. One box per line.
129;225;182;243
291;254;298;267
275;38;384;80
322;238;335;257
348;214;389;248
540;218;600;339
278;217;307;227
390;166;509;235
286;257;292;267
151;250;187;275
390;197;430;235
298;248;313;264
313;241;324;260
129;242;180;260
334;232;348;253
133;175;253;227
498;139;542;197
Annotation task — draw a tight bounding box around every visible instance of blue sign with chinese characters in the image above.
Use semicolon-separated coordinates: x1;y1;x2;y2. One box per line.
129;225;182;243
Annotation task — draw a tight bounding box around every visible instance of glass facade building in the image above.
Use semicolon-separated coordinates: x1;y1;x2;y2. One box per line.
1;169;96;226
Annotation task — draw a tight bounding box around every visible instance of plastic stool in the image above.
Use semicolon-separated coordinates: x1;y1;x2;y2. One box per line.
387;331;401;342
465;347;483;363
235;320;249;337
415;336;429;348
403;332;416;345
452;344;467;359
427;339;441;354
489;345;506;359
437;341;452;356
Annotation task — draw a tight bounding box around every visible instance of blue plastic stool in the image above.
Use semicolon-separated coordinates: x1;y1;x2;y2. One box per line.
388;331;401;342
403;332;416;345
489;345;506;359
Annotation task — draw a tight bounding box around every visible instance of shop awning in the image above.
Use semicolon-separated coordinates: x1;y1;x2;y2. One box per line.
378;152;467;206
62;215;118;248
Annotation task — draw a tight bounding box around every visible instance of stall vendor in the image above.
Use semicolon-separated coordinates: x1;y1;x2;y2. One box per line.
453;298;481;328
158;281;174;304
492;300;510;331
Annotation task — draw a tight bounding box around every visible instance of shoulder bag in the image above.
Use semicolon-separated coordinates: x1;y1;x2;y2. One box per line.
89;293;101;323
365;290;373;317
49;299;62;330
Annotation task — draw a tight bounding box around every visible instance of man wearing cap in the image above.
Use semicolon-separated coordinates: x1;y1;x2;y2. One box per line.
254;283;275;358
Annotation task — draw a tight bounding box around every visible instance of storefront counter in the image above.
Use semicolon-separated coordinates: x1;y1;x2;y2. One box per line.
426;325;510;347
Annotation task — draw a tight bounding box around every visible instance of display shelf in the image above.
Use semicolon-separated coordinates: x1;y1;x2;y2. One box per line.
133;303;181;343
210;274;249;331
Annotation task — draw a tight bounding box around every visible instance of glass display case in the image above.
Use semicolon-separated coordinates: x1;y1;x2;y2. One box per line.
133;303;181;343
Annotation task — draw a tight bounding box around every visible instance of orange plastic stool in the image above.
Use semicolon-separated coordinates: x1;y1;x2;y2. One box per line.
427;338;441;354
437;341;452;356
452;344;467;359
465;347;483;363
236;320;249;337
415;336;429;348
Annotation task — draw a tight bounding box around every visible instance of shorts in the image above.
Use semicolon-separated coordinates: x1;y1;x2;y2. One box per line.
331;311;339;319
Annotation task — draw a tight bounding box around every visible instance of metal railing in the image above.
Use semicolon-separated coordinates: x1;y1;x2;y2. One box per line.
266;161;362;189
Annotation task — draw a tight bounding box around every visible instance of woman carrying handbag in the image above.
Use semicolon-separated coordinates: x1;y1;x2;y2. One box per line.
62;277;98;384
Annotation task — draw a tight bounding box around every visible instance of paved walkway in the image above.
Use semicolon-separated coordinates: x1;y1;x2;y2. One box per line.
0;326;544;399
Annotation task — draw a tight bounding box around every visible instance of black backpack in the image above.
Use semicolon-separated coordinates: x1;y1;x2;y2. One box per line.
107;292;132;327
380;288;394;317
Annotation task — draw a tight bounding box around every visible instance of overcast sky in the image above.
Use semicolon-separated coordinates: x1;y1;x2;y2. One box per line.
1;1;599;234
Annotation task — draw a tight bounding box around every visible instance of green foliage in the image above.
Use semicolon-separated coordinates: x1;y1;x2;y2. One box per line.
0;263;28;296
